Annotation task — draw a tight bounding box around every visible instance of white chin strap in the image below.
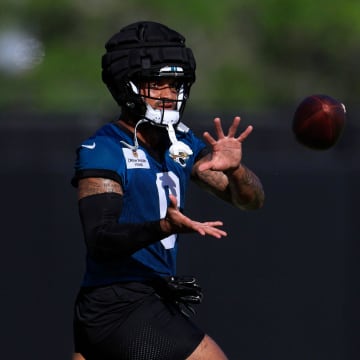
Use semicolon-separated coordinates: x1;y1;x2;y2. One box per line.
144;106;194;165
167;123;193;167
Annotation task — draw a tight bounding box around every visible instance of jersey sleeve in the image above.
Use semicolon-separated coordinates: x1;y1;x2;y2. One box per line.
71;135;125;187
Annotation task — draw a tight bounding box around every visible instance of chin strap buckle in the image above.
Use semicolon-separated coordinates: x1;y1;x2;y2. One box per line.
167;123;193;167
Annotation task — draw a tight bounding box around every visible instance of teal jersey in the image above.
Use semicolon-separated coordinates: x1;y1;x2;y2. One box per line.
73;122;207;286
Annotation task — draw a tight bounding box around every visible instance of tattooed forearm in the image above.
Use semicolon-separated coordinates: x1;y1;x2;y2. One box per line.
230;164;262;188
78;178;123;199
191;168;234;204
226;165;265;209
192;162;264;210
195;168;228;192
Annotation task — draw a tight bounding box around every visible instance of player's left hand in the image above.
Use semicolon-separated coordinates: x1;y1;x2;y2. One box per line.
161;194;227;239
198;116;253;172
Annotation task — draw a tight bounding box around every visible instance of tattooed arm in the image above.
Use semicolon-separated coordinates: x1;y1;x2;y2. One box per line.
77;177;123;199
192;161;264;210
191;117;265;210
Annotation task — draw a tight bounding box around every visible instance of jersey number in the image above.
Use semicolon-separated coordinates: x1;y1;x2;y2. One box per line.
156;171;180;249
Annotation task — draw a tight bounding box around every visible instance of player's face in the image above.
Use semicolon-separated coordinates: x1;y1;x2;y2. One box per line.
139;78;180;110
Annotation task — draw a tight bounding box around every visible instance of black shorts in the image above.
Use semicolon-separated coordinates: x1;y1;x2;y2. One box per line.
73;282;205;360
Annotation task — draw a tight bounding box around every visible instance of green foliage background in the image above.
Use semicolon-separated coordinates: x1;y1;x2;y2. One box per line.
0;0;359;114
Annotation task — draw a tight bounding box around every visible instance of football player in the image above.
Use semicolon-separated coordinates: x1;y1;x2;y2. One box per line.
71;21;264;360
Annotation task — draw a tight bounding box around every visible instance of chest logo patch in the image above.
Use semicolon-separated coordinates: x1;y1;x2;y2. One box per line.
122;148;150;169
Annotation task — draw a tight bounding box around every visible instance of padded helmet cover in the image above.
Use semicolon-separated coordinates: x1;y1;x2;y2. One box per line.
101;21;196;108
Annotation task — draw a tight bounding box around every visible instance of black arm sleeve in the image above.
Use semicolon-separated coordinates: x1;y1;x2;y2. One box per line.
78;193;167;261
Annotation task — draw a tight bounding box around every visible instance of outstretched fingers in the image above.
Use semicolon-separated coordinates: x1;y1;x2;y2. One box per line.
213;117;225;138
227;116;241;137
202;116;239;146
193;221;227;238
202;131;217;146
204;117;251;145
237;125;253;142
166;195;226;239
229;116;253;142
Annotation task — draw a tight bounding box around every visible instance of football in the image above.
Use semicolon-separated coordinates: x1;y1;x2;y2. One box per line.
292;94;346;150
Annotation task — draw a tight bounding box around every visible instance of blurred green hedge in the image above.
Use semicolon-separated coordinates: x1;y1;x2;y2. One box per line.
0;0;359;114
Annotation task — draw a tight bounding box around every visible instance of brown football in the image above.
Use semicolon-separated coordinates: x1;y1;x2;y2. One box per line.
292;94;346;150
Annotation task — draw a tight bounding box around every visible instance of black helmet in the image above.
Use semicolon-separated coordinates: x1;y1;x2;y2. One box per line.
101;21;196;125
